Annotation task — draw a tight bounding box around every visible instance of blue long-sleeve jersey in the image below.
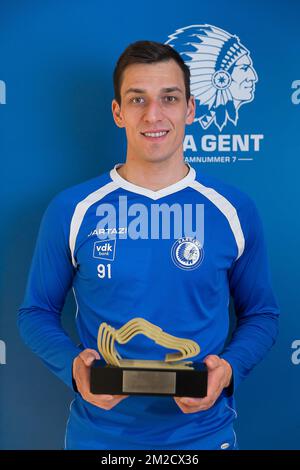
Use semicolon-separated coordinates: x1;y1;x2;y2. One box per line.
18;163;279;450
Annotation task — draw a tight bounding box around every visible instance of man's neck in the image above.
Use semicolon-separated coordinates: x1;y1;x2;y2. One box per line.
116;158;189;191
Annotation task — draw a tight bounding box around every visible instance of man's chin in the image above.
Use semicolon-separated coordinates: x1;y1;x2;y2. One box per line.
141;154;173;164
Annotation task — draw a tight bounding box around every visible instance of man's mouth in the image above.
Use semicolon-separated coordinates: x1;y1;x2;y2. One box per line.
140;130;170;141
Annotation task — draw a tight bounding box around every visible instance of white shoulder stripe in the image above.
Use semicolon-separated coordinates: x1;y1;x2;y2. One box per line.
69;181;119;267
190;180;245;259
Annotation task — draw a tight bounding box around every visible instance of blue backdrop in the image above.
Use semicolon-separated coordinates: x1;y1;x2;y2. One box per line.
0;0;299;450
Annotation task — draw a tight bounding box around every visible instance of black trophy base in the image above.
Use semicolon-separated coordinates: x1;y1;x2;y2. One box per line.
90;360;208;397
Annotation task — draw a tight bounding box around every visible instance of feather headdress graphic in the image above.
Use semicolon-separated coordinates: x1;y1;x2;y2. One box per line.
166;25;258;131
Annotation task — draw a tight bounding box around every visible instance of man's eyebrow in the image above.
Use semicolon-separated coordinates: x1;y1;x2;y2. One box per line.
124;88;146;95
124;86;183;95
161;87;183;94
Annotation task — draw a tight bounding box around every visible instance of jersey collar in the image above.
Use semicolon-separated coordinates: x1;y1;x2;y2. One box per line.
110;163;196;200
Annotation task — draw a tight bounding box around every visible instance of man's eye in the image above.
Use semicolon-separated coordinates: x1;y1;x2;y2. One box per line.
164;96;177;102
241;65;249;71
131;97;144;104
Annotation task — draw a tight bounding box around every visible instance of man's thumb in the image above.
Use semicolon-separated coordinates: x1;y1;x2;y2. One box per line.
203;355;220;370
80;349;100;366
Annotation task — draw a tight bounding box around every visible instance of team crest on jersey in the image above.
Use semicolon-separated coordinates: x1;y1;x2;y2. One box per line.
171;237;204;270
93;239;116;261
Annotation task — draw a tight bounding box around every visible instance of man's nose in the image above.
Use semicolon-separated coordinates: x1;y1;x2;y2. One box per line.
143;100;164;122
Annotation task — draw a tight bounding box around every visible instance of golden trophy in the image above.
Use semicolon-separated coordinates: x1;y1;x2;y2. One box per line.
90;318;207;397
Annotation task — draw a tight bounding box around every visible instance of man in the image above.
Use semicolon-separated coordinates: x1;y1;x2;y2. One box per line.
18;40;279;450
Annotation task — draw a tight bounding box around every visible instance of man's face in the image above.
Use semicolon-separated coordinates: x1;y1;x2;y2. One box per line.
112;59;195;163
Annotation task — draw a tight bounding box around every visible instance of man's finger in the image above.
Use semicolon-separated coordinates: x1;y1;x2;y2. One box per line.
79;349;100;366
203;355;221;370
179;397;202;406
95;394;114;401
87;394;129;409
174;398;203;414
206;369;223;398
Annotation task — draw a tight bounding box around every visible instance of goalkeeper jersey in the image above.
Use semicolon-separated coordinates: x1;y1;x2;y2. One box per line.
18;163;279;450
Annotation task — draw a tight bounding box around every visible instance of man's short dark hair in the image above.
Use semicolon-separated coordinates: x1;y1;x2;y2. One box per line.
113;40;191;105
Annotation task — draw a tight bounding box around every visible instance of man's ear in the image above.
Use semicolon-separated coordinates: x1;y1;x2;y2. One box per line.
185;95;196;125
112;99;125;128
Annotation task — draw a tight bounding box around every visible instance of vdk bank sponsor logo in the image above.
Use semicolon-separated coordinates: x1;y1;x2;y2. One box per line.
93;239;116;261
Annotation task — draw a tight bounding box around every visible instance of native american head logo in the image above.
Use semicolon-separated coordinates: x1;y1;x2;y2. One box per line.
166;25;258;131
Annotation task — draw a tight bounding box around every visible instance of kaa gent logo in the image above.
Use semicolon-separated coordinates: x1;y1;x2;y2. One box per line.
171;237;204;270
166;25;258;132
93;239;116;261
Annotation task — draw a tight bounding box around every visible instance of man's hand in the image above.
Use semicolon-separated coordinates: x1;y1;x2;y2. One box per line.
173;355;232;414
72;349;129;410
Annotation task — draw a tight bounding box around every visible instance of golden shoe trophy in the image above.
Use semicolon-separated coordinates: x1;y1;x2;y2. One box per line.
90;318;207;397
